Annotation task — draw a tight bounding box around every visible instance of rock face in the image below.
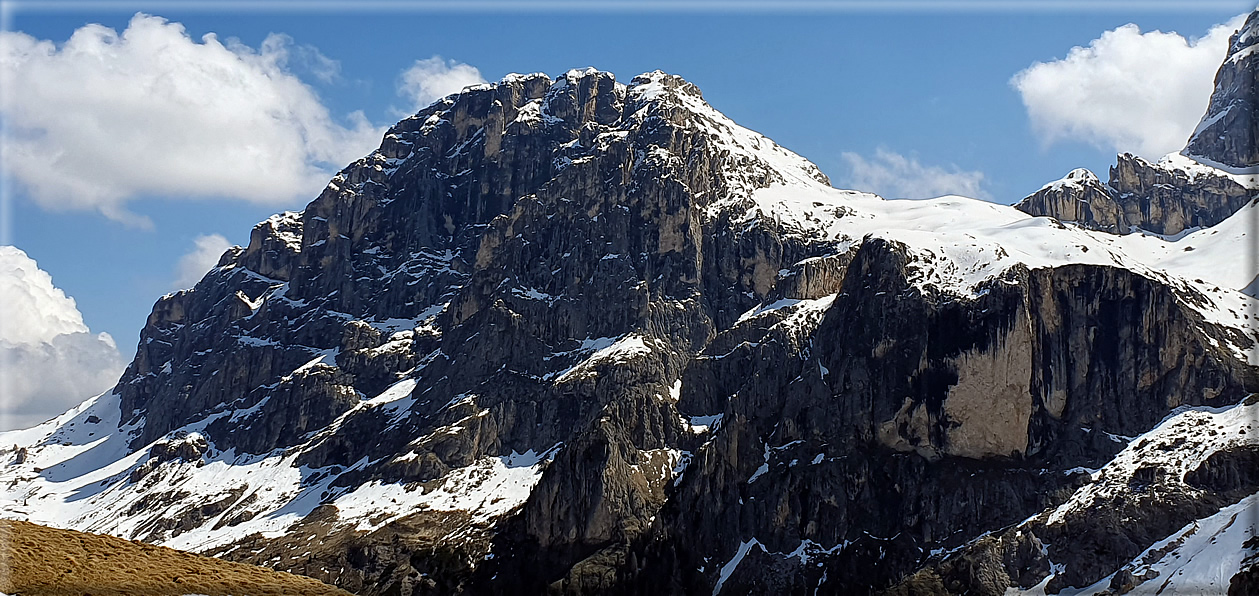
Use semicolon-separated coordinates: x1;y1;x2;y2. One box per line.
889;397;1259;596
1012;168;1123;232
1185;10;1259;169
1016;12;1259;236
2;66;1256;596
1015;155;1254;236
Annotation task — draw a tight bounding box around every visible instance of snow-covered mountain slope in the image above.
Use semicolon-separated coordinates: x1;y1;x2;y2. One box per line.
0;387;554;556
892;396;1259;595
734;182;1259;366
1161;151;1259;189
0;65;1254;596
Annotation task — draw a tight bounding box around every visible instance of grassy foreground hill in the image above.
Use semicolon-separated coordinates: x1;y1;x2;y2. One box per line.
0;519;351;596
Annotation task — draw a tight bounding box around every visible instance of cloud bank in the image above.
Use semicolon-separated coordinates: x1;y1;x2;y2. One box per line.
0;247;125;431
0;14;386;224
1011;15;1246;158
398;56;486;114
840;148;988;200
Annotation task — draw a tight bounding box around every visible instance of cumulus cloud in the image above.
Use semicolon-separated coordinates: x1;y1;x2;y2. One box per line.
1011;14;1247;158
0;246;125;431
398;56;486;113
172;234;234;290
0;14;386;224
840;148;988;200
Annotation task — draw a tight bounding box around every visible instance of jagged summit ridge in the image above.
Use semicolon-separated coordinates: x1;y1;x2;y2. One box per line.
119;66;843;452
380;67;830;205
0;63;1257;596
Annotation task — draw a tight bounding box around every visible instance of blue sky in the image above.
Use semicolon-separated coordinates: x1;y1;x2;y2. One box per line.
0;1;1254;427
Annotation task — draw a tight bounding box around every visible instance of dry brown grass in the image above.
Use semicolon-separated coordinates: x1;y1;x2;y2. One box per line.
0;519;352;596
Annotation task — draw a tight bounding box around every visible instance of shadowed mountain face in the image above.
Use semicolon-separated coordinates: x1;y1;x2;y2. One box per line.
1;48;1257;596
1185;10;1259;170
1016;11;1259;237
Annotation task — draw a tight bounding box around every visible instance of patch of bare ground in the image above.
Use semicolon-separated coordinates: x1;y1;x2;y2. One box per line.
0;519;351;596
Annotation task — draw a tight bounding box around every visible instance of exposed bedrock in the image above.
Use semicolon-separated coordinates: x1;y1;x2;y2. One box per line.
94;63;1258;596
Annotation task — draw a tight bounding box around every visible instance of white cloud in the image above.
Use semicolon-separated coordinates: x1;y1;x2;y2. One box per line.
0;14;386;224
172;234;234;290
0;248;88;346
1011;14;1247;158
398;56;486;113
840;148;988;200
0;246;125;431
263;33;341;84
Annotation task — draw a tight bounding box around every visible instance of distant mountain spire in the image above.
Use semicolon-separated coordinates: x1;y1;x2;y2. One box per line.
1183;10;1259;169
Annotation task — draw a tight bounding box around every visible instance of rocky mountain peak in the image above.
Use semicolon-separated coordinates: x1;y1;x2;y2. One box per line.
113;66;835;450
628;69;704;100
1060;167;1099;185
1227;10;1258;59
1183;9;1259;169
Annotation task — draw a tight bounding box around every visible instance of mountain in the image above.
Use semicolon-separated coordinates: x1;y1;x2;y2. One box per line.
0;57;1256;596
1016;10;1259;237
1013;153;1255;237
0;518;350;595
1185;10;1259;169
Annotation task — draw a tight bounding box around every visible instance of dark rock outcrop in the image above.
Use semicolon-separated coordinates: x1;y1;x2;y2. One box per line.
1185;11;1259;169
1232;536;1259;596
